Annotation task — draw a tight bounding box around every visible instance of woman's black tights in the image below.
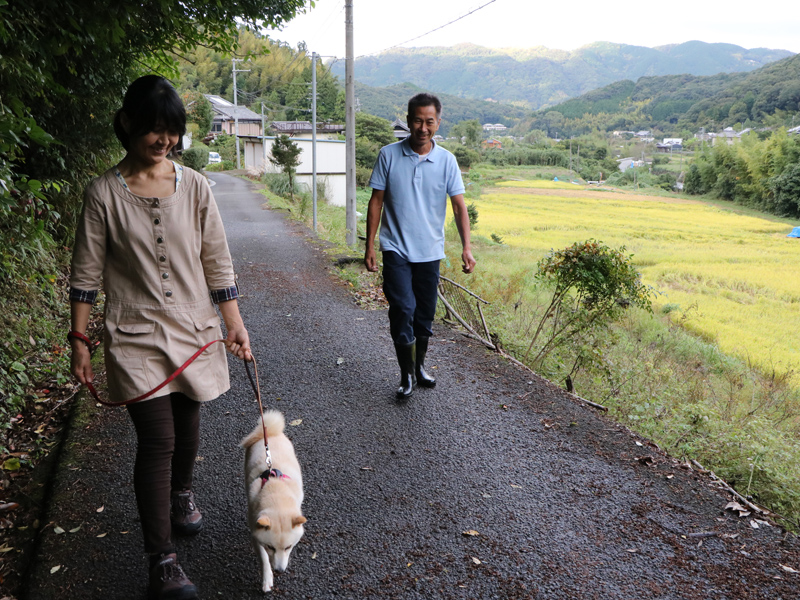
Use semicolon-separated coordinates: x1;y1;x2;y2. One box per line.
126;393;200;555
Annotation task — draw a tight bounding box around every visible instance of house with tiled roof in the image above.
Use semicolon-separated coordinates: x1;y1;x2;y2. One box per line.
204;94;263;137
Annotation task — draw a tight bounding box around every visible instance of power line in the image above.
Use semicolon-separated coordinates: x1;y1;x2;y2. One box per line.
356;0;498;59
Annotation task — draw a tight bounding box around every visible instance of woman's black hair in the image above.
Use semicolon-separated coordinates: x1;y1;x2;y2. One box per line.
113;75;187;151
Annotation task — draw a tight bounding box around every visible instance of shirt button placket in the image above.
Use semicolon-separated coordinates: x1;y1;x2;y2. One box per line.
151;198;173;301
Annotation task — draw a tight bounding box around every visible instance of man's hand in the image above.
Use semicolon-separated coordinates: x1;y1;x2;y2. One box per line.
364;246;379;272
461;248;476;274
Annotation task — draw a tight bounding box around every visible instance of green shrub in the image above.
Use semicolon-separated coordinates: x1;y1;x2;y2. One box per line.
467;202;479;228
182;145;209;172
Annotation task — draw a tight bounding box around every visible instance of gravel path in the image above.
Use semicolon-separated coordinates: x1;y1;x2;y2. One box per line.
21;173;800;600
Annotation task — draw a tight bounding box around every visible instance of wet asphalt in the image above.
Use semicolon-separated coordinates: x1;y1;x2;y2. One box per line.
21;173;800;600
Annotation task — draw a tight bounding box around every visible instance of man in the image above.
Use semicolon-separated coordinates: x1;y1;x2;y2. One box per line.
365;93;476;399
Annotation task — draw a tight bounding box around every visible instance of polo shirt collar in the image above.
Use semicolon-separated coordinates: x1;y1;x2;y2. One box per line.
402;137;438;162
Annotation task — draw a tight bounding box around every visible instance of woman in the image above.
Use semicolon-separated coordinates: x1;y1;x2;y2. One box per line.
68;75;250;600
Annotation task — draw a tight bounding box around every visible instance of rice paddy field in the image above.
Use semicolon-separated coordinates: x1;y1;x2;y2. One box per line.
471;180;800;375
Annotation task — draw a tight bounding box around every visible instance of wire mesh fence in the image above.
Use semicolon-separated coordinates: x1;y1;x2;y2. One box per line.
437;276;495;349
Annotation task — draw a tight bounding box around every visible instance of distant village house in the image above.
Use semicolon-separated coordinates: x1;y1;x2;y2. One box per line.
204;94;263;137
391;118;410;140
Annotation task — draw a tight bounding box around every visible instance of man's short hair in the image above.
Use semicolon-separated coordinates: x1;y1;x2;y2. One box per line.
408;93;442;119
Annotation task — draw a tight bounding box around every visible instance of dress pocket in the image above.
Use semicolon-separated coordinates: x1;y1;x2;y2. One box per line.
116;321;157;358
193;314;222;345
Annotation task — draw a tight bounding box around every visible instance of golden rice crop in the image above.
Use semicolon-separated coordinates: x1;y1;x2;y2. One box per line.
473;181;800;372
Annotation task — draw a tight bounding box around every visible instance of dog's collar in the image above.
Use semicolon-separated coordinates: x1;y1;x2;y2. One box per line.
260;468;290;487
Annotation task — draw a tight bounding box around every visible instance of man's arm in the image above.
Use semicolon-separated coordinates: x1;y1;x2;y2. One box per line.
449;193;476;274
364;188;384;272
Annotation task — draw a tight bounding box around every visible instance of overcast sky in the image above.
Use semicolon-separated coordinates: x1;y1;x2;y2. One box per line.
263;0;800;59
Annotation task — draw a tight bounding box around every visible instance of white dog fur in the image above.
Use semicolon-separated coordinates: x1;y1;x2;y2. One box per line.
240;410;306;592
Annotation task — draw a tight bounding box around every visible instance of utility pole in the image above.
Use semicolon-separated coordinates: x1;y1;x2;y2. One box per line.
261;102;267;168
345;0;357;247
232;58;250;170
312;51;318;233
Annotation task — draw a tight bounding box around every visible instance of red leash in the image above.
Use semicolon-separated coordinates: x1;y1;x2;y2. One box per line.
68;331;272;472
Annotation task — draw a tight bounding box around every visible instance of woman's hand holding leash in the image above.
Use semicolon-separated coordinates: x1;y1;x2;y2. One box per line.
70;340;95;384
219;299;252;362
224;328;252;362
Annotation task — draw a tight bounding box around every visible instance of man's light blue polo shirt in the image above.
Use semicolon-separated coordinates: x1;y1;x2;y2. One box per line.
369;138;465;263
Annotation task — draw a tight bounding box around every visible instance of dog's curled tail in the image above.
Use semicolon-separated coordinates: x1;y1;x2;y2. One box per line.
239;410;285;449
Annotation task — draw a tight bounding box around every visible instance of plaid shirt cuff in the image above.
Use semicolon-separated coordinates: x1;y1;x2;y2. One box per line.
69;288;98;304
210;285;239;304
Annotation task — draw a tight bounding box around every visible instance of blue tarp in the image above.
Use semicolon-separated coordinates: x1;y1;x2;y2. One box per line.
788;227;800;238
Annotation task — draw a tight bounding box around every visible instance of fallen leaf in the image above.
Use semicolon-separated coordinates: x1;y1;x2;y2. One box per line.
754;519;772;528
0;544;14;553
50;565;61;574
780;564;799;574
724;501;751;517
96;505;104;513
627;548;638;553
336;357;344;365
750;520;760;529
462;530;480;537
97;533;107;538
666;474;674;479
311;552;317;560
0;502;19;512
635;441;643;447
360;466;373;471
510;484;522;489
53;526;65;534
69;526;81;533
637;456;654;466
406;562;413;567
289;419;303;427
3;458;21;471
471;557;482;565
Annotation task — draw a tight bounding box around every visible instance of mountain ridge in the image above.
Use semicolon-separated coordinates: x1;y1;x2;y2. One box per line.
335;40;793;111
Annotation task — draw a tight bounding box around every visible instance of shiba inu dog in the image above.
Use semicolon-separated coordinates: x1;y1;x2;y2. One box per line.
240;411;306;592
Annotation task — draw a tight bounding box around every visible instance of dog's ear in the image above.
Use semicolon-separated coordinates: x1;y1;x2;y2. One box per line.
257;515;271;529
292;515;307;528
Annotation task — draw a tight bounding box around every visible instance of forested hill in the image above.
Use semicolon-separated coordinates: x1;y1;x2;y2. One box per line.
524;52;800;137
335;41;792;110
354;82;528;132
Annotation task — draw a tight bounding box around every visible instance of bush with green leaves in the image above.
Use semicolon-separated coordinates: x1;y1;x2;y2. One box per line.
525;240;653;381
182;144;209;172
466;202;479;228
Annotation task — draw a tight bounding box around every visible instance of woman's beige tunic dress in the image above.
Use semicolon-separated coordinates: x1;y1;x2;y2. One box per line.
70;165;235;402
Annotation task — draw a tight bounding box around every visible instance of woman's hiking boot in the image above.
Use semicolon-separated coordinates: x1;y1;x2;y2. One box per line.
148;552;198;600
170;490;203;535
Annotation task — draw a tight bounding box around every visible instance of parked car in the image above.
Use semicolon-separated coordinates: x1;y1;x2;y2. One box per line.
208;151;222;164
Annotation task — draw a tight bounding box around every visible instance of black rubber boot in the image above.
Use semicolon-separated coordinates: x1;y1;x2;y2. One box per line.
395;341;417;399
415;336;436;388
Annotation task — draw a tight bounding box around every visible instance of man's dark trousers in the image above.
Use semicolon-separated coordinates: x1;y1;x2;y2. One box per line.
382;250;440;346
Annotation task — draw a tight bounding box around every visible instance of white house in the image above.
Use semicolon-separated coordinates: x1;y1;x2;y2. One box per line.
242;136;347;206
